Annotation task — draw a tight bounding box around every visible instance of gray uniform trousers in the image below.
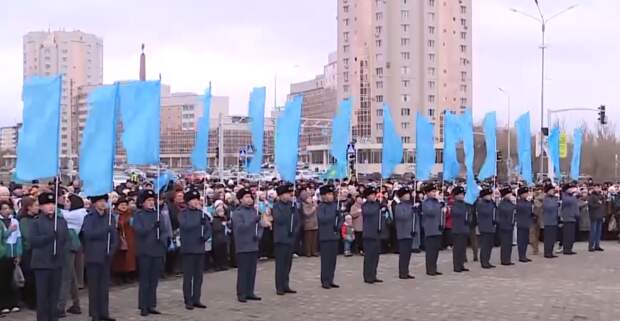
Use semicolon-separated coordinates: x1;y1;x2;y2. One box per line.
424;235;441;274
182;254;204;305
138;256;164;311
273;244;293;292
479;233;495;266
362;239;380;282
86;260;111;319
320;240;338;286
499;229;513;264
35;268;63;321
543;226;557;257
236;252;258;299
562;222;576;253
452;234;468;271
397;239;413;277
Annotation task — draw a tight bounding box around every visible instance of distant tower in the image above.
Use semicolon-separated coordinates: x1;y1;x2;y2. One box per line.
139;43;146;81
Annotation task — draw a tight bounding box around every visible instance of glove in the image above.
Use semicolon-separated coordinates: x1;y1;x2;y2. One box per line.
200;217;207;225
154;221;161;229
107;225;116;233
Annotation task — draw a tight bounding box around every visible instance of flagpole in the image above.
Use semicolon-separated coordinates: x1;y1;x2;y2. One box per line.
156;165;161;240
53;76;62;257
107;197;112;254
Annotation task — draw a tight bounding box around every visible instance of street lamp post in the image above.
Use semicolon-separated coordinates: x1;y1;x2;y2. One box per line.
498;87;511;180
510;1;578;178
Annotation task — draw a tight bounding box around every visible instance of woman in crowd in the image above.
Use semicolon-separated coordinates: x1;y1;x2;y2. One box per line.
211;200;229;271
17;196;38;310
112;198;137;283
0;199;22;315
350;194;364;254
301;190;318;257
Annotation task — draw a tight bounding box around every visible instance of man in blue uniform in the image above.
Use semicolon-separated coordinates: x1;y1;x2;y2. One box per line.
362;186;385;284
515;187;534;262
542;184;560;258
81;194;118;321
232;188;264;302
450;186;470;272
421;183;443;276
560;183;579;255
317;184;340;289
271;184;300;295
497;187;516;266
178;189;210;310
476;188;496;269
132;189;169;316
394;186;415;279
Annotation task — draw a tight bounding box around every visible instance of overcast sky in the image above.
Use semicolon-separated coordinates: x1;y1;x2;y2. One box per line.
1;0;618;132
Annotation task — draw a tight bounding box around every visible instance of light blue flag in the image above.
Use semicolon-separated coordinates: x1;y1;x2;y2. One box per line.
275;95;303;182
331;98;353;179
415;113;435;181
443;111;461;182
570;128;584;180
79;84;119;196
153;170;176;192
16;75;62;181
118;80;161;165
247;87;266;174
548;126;561;181
460;109;478;204
515;112;533;185
478;112;497;180
191;85;212;170
381;104;403;179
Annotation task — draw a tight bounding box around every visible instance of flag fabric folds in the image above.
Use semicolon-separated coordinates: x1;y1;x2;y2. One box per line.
478;112;497;181
381;104;403;179
275;95;303;182
118;80;161;165
548;126;561;181
191;85;212;170
79;84;119;196
442;111;461;182
331;98;353;179
16;75;62;181
515;112;533;185
570;128;584;180
415;113;435;181
247;87;266;174
460;110;478;204
154;170;176;192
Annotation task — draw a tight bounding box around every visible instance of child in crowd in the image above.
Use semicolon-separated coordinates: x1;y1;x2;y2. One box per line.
341;214;355;256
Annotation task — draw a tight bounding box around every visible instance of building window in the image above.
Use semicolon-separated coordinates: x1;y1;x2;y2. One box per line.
460;98;468;106
375;0;383;6
343;5;349;12
376;12;383;20
343;85;350;92
460;58;469;66
460;84;467;92
428;12;435;21
428;53;435;63
461;31;467;40
401;24;410;33
401;108;411;116
343;32;349;42
343;72;349;82
402;136;411;143
401;122;410;129
401;80;410;88
428;0;435;7
428;95;435;104
460;45;467;53
401;51;410;60
343;18;349;26
428;26;435;34
461;71;467;81
401;38;410;46
401;94;410;103
428;108;435;116
376;53;383;61
428;40;435;48
343;58;349;66
401;66;409;75
428;67;436;76
376;67;383;76
375;26;382;34
461;18;467;27
376;39;382;47
376;123;383;131
401;10;409;19
343;44;350;53
375;81;383;89
429;81;436;89
376;137;383;144
376;95;384;102
376;109;383;117
460;5;467;14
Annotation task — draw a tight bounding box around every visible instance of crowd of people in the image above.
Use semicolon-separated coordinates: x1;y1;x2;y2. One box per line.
1;175;620;320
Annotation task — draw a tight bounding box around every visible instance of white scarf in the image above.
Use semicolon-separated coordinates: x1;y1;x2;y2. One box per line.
5;216;21;245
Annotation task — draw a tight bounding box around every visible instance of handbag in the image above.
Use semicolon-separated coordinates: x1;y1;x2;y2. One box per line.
608;215;617;232
13;263;25;288
119;227;129;251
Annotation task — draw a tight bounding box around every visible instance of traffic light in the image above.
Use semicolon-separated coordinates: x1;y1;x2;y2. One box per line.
598;105;607;125
215;147;220;160
497;151;503;162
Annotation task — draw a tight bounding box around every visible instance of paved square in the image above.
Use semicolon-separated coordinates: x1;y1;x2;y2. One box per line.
13;241;620;321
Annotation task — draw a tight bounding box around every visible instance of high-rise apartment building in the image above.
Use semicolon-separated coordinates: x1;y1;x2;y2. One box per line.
23;30;104;170
337;0;472;144
0;126;18;151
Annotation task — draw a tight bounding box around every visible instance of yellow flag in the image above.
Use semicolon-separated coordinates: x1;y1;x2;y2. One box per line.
559;132;567;158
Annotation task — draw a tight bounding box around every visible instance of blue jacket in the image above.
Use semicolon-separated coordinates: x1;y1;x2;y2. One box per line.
30;213;70;269
272;201;301;245
421;198;443;237
451;200;471;235
232;205;262;254
394;201;415;240
497;199;515;231
362;200;384;240
317;201;340;242
515;198;534;229
132;208;169;258
81;209;118;264
476;199;496;234
543;196;560;226
179;207;212;254
561;193;579;223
